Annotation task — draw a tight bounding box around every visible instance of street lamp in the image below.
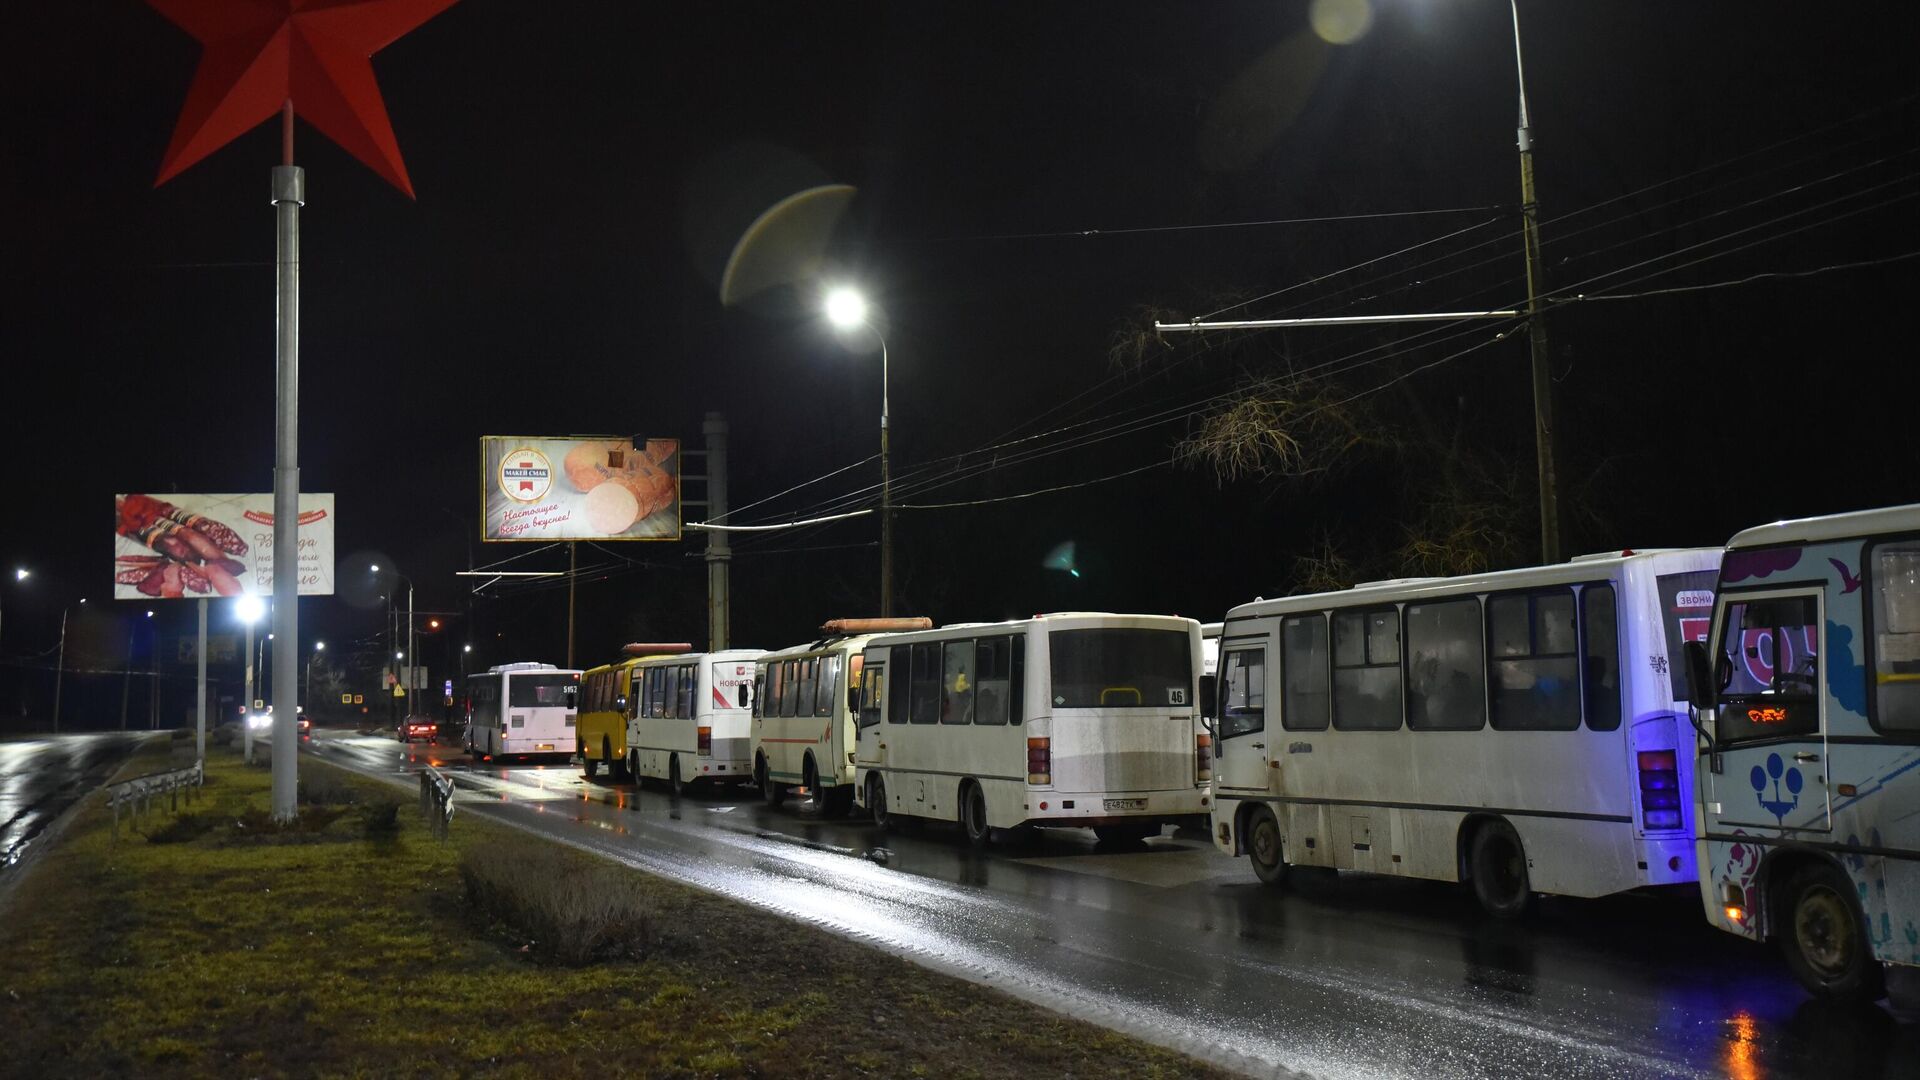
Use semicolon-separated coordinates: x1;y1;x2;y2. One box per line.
235;594;266;762
824;284;894;617
371;564;415;724
305;640;325;704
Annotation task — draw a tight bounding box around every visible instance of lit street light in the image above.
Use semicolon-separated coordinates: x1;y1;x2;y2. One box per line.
236;594;266;762
824;284;894;617
305;640;325;705
372;564;415;726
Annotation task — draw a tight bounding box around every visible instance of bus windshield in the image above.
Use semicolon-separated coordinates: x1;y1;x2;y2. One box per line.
1049;628;1191;709
509;674;578;708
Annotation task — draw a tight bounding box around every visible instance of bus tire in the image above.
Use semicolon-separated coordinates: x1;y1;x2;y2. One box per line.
1469;819;1534;919
759;757;786;807
605;738;627;782
961;782;991;847
1247;807;1289;887
670;754;688;797
830;784;856;818
869;775;891;830
802;756;822;815
1780;861;1884;1002
582;742;600;781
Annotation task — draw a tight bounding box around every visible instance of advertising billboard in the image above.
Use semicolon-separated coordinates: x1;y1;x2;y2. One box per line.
480;437;680;542
114;492;336;599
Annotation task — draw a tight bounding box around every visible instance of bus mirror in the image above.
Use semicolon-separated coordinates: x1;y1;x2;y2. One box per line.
1682;641;1714;712
1198;674;1216;721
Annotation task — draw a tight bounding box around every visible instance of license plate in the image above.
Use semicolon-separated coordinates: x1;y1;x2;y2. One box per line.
1102;798;1147;811
536;743;554;751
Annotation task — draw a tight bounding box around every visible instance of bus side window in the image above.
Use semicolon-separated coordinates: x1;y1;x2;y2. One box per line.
679;663;697;719
1281;615;1330;731
1010;636;1026;725
1332;609;1402;731
910;643;940;724
1872;541;1920;732
974;638;1010;726
1582;584;1622;731
860;659;886;728
752;667;768;718
1405;598;1483;731
942;640;974;725
888;649;911;724
1487;589;1581;731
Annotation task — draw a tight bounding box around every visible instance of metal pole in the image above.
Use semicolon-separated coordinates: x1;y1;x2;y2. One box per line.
566;542;576;667
195;598;206;763
269;137;304;819
120;624;133;731
878;336;893;619
407;583;415;707
52;607;68;735
703;412;731;651
243;619;254;761
1512;0;1560;564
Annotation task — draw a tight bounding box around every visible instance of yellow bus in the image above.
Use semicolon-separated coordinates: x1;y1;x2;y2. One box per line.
578;642;691;781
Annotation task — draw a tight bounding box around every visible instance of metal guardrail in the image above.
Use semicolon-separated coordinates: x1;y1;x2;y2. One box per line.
107;759;204;842
419;766;456;840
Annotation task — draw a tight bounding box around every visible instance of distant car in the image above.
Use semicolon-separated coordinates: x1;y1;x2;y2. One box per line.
298;715;312;735
401;716;438;743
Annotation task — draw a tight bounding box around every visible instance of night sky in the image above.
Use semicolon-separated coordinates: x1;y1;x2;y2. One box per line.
4;2;1916;727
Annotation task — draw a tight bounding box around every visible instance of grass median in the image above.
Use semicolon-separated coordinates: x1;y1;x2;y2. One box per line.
0;732;1229;1079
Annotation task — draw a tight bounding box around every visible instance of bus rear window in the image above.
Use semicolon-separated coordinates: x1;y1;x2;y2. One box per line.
1656;570;1717;700
1049;629;1192;709
509;674;577;708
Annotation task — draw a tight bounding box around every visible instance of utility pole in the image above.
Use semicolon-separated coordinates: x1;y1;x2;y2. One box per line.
195;598;206;763
1511;0;1559;564
52;607;69;735
566;541;576;668
704;412;731;651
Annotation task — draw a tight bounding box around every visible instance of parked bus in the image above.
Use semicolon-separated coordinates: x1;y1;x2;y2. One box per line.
752;618;931;815
1680;505;1920;1002
854;613;1211;845
1210;548;1722;916
577;643;692;780
464;662;581;760
625;648;765;793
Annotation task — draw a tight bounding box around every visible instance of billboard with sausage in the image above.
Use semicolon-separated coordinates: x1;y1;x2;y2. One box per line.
480;436;681;542
113;493;336;599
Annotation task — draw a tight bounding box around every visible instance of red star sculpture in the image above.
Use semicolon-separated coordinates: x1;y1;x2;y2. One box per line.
149;0;462;198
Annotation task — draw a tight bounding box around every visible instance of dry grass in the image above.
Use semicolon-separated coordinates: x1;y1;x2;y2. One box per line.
0;742;1227;1080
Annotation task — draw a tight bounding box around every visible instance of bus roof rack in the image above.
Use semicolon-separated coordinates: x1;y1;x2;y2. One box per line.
621;642;695;656
819;617;933;635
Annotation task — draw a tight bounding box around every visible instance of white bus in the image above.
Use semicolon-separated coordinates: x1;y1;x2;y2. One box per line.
464;662;581;760
753;618;931;815
1680;505;1920;1003
853;613;1211;846
1210;548;1722;916
625;648;765;793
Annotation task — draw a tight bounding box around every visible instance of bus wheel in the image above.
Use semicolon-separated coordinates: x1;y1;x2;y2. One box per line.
961;783;992;847
582;742;600;781
760;758;786;808
1781;861;1884;1002
1469;820;1534;919
802;757;822;814
670;754;688;797
605;739;627;782
1247;808;1289;887
869;775;891;830
829;784;856;818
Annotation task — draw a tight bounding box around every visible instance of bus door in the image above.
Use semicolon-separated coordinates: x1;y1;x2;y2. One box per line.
1215;644;1272;793
1703;589;1831;833
855;654;887;770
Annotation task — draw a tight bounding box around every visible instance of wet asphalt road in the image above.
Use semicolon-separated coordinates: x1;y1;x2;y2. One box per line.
309;729;1917;1080
0;732;147;876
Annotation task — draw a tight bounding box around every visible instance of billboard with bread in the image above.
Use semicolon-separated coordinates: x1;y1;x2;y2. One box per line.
481;437;681;542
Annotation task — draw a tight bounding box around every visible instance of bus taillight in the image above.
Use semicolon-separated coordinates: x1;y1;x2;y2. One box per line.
1027;737;1051;785
1636;749;1682;831
1195;732;1213;783
697;726;711;755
